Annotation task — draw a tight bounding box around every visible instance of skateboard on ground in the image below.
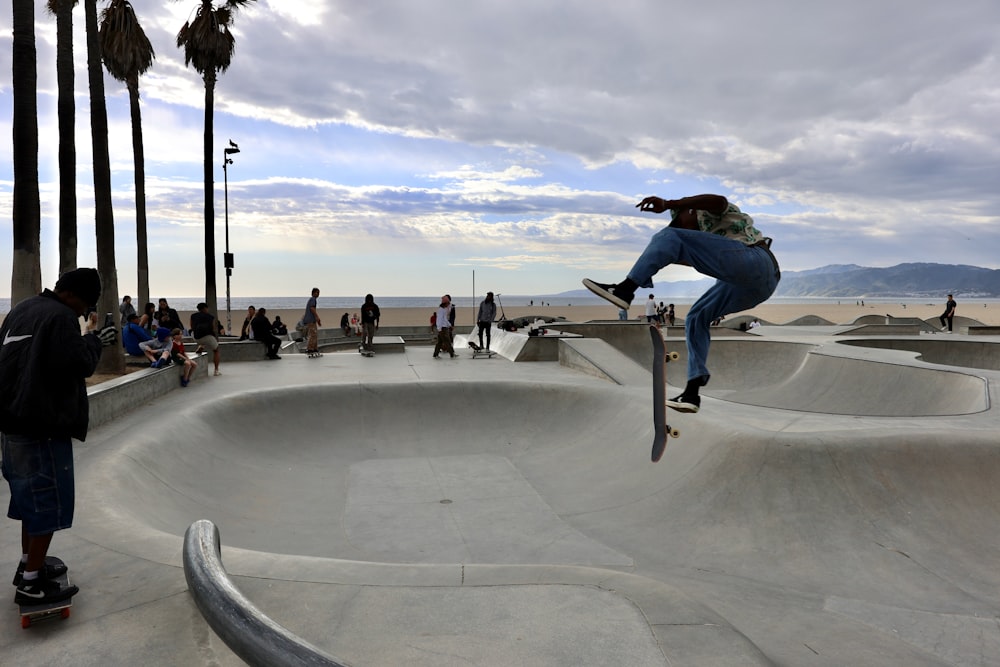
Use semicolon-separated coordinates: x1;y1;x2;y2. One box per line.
649;325;680;462
358;344;374;357
18;557;73;629
468;341;496;359
306;350;323;358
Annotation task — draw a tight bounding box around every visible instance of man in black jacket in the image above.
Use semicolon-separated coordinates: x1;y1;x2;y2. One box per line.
250;307;282;359
0;268;116;605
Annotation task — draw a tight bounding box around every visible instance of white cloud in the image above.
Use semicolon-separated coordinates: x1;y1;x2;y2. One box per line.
3;1;1000;297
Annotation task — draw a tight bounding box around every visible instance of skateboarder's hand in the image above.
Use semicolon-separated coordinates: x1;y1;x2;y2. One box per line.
636;196;670;214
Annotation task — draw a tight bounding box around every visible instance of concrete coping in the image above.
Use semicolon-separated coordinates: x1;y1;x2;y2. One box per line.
182;520;349;667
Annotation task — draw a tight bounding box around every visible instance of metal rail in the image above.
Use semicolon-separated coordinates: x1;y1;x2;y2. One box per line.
183;520;349;667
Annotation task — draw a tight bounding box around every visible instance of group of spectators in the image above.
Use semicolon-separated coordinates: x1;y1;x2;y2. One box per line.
120;296;302;373
642;295;676;326
431;291;498;357
120;296;216;381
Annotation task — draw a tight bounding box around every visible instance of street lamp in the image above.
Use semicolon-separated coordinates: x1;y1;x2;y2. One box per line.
222;139;240;334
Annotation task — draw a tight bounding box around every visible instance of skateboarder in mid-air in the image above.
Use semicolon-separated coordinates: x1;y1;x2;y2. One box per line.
584;194;780;413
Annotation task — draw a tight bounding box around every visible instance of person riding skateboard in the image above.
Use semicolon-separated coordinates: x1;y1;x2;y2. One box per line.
0;268;117;605
584;194;780;413
360;294;381;352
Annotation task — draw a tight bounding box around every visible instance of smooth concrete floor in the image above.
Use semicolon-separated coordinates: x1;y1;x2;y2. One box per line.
3;331;1000;666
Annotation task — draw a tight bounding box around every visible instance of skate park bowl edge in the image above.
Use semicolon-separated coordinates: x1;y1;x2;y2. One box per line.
76;326;1000;667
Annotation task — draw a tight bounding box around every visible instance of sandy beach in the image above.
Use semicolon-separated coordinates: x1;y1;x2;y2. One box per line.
194;300;1000;334
5;299;997;332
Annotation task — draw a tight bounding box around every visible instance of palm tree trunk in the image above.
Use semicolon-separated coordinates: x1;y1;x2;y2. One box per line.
128;80;150;309
203;72;218;317
11;0;42;305
85;0;124;373
55;0;77;275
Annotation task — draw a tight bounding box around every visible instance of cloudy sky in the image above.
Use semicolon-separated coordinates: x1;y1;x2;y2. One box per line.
2;0;999;299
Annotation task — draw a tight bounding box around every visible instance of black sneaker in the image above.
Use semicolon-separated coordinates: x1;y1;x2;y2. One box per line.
14;576;78;606
12;559;68;586
666;393;701;413
582;279;634;310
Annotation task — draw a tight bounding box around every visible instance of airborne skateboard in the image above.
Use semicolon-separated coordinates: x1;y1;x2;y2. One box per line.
18;557;74;629
468;341;496;359
649;325;680;462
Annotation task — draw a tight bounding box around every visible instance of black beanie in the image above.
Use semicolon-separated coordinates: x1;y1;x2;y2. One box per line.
54;268;102;307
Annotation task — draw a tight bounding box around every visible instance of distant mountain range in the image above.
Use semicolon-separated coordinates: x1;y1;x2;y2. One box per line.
558;263;1000;299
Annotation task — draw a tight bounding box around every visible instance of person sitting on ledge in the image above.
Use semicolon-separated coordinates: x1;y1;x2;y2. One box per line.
140;326;174;368
250;308;282;359
122;313;152;358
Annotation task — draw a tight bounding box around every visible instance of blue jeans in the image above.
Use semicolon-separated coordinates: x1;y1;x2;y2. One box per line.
627;227;779;383
1;433;76;535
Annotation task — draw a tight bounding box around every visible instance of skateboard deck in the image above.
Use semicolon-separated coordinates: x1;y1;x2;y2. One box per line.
358;345;374;357
468;342;496;358
306;350;323;358
650;325;680;462
18;557;73;628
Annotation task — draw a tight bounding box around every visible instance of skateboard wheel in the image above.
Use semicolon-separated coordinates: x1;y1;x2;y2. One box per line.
666;351;679;361
668;427;680;438
61;608;71;619
21;616;30;629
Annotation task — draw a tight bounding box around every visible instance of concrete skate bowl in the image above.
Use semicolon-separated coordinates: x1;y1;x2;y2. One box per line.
839;337;1000;371
88;379;1000;665
688;339;989;415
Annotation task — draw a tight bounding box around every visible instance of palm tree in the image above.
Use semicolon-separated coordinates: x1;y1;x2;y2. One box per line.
10;0;42;305
176;0;256;318
99;0;155;309
47;0;79;277
84;0;124;373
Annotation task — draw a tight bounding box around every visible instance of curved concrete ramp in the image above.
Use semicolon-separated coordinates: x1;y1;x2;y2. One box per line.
685;339;988;415
840;337;1000;371
75;357;1000;666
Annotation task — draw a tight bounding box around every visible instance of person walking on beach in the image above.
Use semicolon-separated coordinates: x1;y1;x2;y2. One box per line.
667;304;676;327
939;294;957;332
433;295;456;358
476;292;496;350
0;268;117;605
303;288;321;354
360;294;381;352
583;194;779;413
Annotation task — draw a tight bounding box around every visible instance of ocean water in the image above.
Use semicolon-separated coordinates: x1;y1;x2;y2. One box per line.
4;295;1000;315
0;294;606;314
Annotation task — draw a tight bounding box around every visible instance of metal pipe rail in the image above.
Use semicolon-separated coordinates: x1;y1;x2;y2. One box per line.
183;520;350;667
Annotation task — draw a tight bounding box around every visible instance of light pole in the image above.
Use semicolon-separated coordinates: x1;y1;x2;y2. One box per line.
222;140;240;334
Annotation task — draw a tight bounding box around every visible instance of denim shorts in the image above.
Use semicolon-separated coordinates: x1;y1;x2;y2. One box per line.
1;433;75;535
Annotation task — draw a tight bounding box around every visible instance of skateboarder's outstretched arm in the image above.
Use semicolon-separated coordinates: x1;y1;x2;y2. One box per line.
636;194;728;217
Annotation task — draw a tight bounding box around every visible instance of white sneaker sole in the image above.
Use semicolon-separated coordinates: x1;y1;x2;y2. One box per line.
665;400;700;413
